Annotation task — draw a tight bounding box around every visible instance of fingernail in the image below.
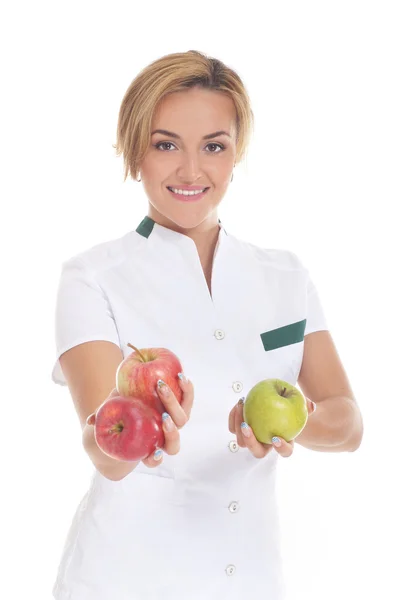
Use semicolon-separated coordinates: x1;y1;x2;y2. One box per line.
178;372;188;383
241;422;251;437
238;397;245;405
157;379;169;394
154;448;163;461
272;436;281;447
312;401;317;413
162;412;174;432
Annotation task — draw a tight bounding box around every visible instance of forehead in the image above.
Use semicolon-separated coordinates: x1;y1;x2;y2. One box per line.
152;88;237;135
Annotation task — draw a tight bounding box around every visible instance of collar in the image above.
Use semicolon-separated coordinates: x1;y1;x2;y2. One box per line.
135;216;229;251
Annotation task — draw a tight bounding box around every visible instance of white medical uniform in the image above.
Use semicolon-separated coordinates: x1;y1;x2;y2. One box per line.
51;215;328;600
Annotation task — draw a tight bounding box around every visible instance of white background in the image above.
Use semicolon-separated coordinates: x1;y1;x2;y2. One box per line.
1;1;393;598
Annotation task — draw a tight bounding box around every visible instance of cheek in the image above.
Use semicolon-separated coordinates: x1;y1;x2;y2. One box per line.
140;151;171;177
210;160;234;181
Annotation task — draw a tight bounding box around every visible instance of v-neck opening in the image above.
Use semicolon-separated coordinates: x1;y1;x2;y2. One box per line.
135;215;230;306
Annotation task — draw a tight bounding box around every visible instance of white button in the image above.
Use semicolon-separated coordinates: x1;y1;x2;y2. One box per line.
225;564;236;576
228;501;240;513
214;329;225;340
232;381;243;393
228;440;239;453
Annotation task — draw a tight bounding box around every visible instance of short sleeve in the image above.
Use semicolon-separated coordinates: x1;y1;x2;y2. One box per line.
51;257;121;386
304;267;329;336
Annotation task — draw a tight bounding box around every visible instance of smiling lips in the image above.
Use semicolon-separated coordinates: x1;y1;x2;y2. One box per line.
167;186;209;201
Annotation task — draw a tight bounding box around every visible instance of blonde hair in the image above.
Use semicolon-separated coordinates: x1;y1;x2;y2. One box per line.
113;50;254;182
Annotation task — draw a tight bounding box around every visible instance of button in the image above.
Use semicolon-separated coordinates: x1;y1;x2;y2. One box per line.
232;381;243;393
228;501;240;513
214;329;225;340
225;564;236;576
228;440;239;453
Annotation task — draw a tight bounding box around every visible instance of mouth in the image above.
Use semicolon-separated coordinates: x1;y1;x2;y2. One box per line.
167;186;210;202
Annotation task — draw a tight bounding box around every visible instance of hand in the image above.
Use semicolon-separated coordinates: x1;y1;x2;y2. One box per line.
228;396;316;459
142;375;194;468
86;379;194;467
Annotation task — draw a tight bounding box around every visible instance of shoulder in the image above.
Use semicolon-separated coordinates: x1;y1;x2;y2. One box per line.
231;234;305;274
59;230;141;278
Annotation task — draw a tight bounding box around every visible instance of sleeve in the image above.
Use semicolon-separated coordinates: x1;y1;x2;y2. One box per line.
303;265;329;336
51;257;121;387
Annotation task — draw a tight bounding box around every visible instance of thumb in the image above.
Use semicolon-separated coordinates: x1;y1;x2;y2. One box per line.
306;397;316;416
86;412;96;426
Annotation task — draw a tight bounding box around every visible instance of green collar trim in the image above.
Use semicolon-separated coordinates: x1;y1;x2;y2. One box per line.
136;216;227;239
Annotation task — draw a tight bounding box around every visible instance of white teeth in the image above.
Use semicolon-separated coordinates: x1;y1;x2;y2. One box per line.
168;187;206;196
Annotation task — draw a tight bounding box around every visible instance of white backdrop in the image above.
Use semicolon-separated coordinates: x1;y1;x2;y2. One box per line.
1;1;393;599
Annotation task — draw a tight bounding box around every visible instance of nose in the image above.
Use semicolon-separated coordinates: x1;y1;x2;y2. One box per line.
176;151;202;182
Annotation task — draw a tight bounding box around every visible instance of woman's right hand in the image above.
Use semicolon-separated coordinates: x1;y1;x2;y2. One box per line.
142;375;194;468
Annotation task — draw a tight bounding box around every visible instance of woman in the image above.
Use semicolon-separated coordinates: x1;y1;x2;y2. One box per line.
52;50;363;600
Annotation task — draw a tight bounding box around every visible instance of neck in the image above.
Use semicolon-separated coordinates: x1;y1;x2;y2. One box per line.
147;206;221;257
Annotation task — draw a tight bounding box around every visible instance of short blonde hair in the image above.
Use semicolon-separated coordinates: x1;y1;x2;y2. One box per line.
113;50;254;182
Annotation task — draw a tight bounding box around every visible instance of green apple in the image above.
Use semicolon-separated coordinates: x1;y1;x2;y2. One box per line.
243;378;308;444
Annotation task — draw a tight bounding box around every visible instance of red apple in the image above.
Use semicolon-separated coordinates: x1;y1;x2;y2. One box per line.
116;343;184;414
94;394;164;462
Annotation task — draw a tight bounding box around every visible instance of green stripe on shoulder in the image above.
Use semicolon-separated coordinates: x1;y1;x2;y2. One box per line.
261;319;306;351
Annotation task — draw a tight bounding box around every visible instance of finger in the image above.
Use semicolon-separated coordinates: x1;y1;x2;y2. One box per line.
161;412;181;456
271;436;294;458
306;397;317;416
142;410;183;466
240;422;273;459
234;398;247;448
86;413;95;426
142;447;164;468
228;404;236;434
177;374;194;420
157;379;189;428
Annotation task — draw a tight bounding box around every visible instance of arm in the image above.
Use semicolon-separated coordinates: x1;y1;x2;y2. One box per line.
296;331;364;452
59;340;140;480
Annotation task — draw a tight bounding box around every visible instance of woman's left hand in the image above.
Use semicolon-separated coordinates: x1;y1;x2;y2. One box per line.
228;396;316;459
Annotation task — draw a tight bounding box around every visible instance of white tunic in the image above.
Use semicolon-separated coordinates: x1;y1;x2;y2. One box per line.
51;215;328;600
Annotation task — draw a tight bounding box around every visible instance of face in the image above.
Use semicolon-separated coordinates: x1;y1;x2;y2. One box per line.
139;87;237;234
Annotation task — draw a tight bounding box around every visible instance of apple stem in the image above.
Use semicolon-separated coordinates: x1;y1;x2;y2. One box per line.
283;387;287;396
111;422;124;433
127;343;147;362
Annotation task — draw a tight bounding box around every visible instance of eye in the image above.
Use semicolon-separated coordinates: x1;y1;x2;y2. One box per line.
206;143;225;153
154;142;225;153
155;142;176;151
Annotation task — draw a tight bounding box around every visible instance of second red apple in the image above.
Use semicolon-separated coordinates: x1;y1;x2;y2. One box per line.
94;394;165;462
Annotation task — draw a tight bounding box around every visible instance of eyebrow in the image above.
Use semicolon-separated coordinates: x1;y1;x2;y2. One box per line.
151;129;231;140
